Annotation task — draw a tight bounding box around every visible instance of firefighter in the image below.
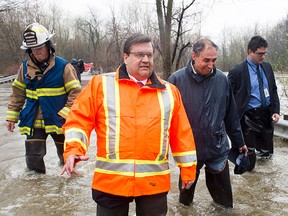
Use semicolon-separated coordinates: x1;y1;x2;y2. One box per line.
6;23;81;174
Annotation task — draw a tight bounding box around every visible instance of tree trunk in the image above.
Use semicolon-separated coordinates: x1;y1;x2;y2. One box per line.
156;0;173;80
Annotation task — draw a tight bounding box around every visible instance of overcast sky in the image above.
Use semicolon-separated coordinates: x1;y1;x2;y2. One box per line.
48;0;288;43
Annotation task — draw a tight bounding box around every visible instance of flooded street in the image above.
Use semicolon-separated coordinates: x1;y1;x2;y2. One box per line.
1;73;288;216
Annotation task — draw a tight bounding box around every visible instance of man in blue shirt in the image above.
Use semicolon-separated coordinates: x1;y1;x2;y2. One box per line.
228;36;280;170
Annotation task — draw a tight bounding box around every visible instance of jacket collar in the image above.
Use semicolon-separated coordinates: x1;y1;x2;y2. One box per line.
186;60;216;83
117;63;166;89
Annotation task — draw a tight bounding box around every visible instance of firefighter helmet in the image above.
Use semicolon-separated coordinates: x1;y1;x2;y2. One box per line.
21;23;55;49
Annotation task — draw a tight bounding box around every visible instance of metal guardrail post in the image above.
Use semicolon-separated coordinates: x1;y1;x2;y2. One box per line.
274;119;288;140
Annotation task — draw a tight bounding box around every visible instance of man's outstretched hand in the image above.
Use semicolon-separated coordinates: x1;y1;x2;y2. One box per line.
60;154;89;177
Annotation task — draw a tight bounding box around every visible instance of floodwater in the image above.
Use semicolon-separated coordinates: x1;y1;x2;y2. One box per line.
1;73;288;216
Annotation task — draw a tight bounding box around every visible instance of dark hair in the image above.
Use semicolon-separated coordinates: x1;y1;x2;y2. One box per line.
124;33;154;54
71;58;78;66
247;36;268;52
192;38;218;56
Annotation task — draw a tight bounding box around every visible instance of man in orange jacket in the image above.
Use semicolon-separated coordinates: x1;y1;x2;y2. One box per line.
61;33;197;216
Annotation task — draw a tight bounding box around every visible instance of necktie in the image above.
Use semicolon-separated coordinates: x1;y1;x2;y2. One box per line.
136;81;144;88
256;65;266;108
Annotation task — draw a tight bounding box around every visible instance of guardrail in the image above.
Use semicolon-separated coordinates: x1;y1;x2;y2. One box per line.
274;119;288;140
0;74;17;84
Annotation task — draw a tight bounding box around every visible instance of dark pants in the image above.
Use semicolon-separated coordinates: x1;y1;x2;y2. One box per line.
26;128;65;164
241;107;274;154
179;156;232;208
27;128;65;143
93;190;168;216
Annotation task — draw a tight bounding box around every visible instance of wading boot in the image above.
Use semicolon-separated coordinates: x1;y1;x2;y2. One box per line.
178;172;200;206
205;162;233;208
25;140;46;174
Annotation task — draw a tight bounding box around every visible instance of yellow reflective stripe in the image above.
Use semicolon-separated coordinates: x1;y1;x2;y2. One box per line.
26;89;38;99
102;73;120;160
59;107;70;118
102;76;110;157
65;80;81;92
135;170;170;177
95;157;170;177
19;126;32;134
173;150;197;166
136;160;169;177
97;156;135;163
34;119;45;128
95;168;134;177
64;128;88;151
176;161;197;167
95;157;134;176
26;87;67;99
37;87;66;96
114;79;120;159
6;110;20;121
65;138;87;152
173;150;196;157
12;79;26;91
45;125;63;134
157;90;165;161
95;168;170;177
156;83;174;161
19;122;62;134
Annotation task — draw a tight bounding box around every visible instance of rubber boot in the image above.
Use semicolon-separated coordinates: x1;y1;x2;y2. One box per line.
205;162;233;208
25;140;46;174
178;172;200;206
55;142;64;165
247;150;256;171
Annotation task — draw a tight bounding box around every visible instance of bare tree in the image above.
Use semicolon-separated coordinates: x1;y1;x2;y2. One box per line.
105;10;124;72
0;0;24;12
0;0;28;74
156;0;201;79
74;8;107;73
156;0;173;79
172;1;197;70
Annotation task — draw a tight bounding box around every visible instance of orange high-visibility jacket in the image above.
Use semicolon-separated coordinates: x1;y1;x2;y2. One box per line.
63;64;197;197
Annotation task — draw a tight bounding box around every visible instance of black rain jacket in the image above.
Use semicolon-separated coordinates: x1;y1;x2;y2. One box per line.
168;61;244;161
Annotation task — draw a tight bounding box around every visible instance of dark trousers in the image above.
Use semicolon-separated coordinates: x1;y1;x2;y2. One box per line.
241;107;274;154
26;128;65;164
26;128;65;143
93;190;168;216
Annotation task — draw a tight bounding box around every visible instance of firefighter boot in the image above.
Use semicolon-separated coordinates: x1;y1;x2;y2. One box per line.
178;172;200;206
25;140;46;174
55;142;64;165
205;162;233;208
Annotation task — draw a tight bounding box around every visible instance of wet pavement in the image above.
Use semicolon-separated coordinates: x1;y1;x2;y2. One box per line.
1;73;288;216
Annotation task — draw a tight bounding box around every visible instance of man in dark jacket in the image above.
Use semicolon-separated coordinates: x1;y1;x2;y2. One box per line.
71;59;85;83
228;36;280;166
168;38;247;208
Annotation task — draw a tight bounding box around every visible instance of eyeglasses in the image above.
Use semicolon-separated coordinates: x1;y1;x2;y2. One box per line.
254;51;268;57
129;52;154;59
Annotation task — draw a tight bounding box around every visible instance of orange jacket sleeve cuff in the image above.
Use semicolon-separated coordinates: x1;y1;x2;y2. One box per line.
180;165;197;182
